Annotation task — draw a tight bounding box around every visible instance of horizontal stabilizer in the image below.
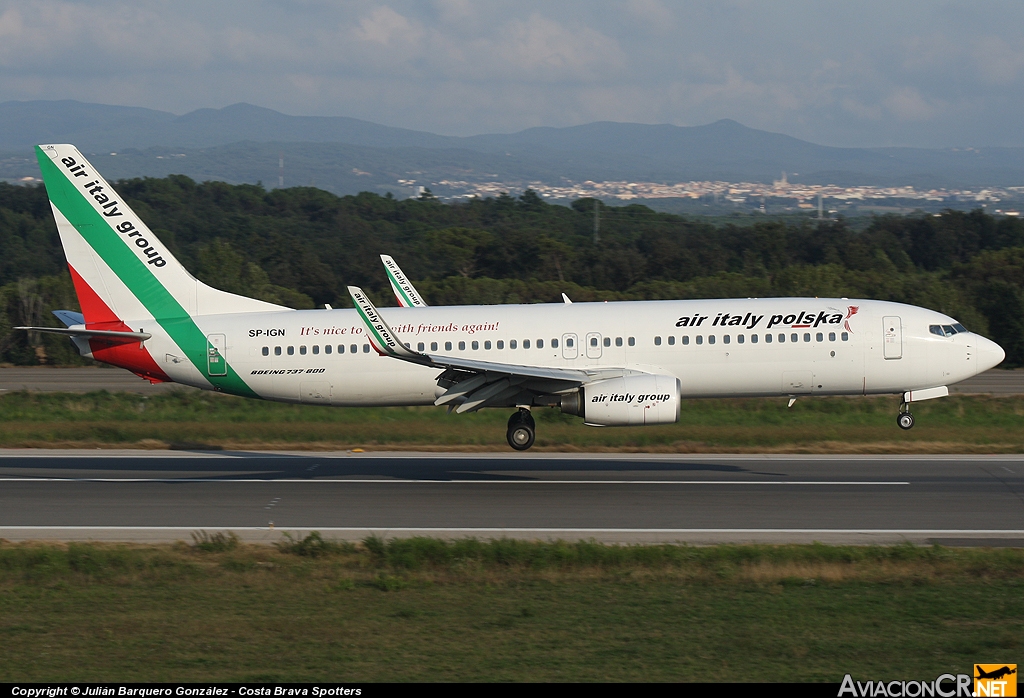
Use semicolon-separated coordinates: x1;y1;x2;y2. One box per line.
15;326;151;342
52;310;85;327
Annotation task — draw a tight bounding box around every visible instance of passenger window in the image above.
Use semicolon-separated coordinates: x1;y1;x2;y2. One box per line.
336;345;344;354
816;333;823;342
751;334;758;344
654;336;662;346
829;332;836;341
803;333;810;343
363;344;370;353
628;337;635;346
431;342;438;351
723;335;730;344
275;346;282;355
841;332;849;341
417;342;425;351
709;335;716;345
299;345;307;355
262;346;269;356
553;338;560;348
287;346;295;355
524;339;531;349
537;339;544;349
312;345;319;355
350;344;357;354
778;334;785;343
497;340;504;350
484;341;491;350
737;335;744;344
615;337;623;347
668;336;675;346
603;337;610;347
510;340;517;349
682;336;690;345
765;334;772;343
459;341;466;350
592;337;599;347
325;345;332;354
791;333;799;343
696;335;703;345
445;341;453;351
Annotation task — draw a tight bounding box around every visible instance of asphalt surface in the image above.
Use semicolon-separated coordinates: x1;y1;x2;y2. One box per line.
1;451;1022;545
0;367;195;393
1;366;1022;394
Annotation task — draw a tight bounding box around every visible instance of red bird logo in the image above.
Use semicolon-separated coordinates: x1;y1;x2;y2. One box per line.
844;306;859;333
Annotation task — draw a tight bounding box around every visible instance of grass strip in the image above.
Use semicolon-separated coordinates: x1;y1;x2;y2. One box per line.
1;390;1023;451
0;536;1021;682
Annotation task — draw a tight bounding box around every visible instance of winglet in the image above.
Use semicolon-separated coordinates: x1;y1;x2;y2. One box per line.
347;286;421;359
561;293;573;304
380;254;428;307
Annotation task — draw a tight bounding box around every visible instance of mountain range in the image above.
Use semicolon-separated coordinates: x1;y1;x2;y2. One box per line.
2;100;1023;195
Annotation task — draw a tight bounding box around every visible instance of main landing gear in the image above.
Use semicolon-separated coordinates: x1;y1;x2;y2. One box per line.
507;408;536;451
897;401;915;430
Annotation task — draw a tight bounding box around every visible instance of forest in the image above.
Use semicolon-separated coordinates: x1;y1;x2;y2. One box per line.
1;176;1023;367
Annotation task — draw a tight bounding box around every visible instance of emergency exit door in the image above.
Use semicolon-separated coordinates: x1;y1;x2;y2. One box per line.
562;333;578;359
207;333;227;376
882;317;902;360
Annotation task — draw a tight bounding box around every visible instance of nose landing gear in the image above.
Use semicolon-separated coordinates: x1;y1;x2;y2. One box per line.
897;402;915;430
507;408;536;451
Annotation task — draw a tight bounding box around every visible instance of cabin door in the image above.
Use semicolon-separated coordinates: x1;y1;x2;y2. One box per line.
883;316;902;360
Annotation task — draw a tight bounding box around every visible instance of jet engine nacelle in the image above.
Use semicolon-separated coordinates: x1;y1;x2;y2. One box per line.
562;374;681;426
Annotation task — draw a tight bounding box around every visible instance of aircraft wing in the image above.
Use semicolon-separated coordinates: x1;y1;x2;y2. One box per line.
380;255;428;307
348;286;624;412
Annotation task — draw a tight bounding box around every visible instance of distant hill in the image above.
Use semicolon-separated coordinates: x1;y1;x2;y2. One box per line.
2;100;1023;190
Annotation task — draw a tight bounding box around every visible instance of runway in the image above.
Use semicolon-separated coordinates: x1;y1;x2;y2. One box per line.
1;451;1022;545
2;366;1023;394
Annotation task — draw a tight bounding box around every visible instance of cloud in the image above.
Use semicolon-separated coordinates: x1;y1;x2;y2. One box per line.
1;1;1024;146
972;36;1024;85
883;87;941;122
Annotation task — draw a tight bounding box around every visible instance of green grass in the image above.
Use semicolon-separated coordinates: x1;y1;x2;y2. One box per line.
1;389;1023;451
0;538;1021;682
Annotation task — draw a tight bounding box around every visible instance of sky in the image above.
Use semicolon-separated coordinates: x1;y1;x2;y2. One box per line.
2;0;1024;148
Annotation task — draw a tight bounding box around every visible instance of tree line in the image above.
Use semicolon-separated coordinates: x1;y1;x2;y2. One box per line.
1;177;1023;366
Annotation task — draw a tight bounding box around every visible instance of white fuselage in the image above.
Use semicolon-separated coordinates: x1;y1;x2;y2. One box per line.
141;297;1002;406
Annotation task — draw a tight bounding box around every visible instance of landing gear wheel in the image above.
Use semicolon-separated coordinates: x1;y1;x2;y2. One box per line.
507;409;536;451
897;412;915;430
507;423;536;450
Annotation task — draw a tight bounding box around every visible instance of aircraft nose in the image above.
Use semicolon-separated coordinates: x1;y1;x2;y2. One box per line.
975;335;1006;374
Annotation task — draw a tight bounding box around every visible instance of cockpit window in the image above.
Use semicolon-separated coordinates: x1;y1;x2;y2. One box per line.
930;323;969;337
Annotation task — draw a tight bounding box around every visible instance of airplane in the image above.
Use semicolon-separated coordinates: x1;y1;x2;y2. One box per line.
17;144;1006;450
975;666;1016;681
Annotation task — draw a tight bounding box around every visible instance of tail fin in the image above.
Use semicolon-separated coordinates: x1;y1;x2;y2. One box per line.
35;144;287;325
